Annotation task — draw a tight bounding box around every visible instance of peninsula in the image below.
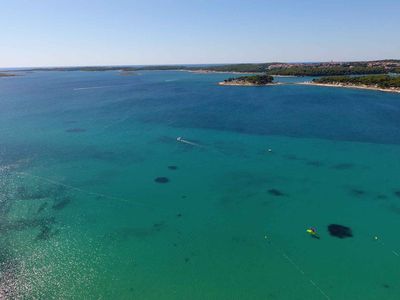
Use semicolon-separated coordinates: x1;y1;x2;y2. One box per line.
303;75;400;93
219;75;275;86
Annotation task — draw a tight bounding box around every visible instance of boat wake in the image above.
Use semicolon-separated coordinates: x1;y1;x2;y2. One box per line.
73;84;132;91
176;136;202;147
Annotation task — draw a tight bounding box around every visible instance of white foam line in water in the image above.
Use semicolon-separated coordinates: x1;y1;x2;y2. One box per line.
73;84;132;91
16;171;150;207
265;234;331;300
176;136;202;147
309;279;331;300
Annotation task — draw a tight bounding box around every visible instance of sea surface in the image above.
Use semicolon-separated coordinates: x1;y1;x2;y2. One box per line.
1;70;400;299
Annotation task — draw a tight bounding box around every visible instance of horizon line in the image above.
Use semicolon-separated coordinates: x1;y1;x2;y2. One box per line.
1;58;399;71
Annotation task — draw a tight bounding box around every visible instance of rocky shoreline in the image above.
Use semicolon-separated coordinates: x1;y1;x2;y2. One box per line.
298;81;400;94
218;81;280;86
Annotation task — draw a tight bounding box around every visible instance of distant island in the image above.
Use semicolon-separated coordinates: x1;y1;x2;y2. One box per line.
20;59;400;77
0;72;16;77
219;75;275;86
302;75;400;93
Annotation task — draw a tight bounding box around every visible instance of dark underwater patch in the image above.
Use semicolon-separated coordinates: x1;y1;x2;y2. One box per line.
36;225;51;240
36;225;59;241
37;202;48;213
394;191;400;198
388;204;400;215
328;224;353;238
168;165;178;170
349;189;366;197
154;177;169;183
16;185;67;201
66;128;86;133
153;221;166;231
0;217;56;234
332;163;354;170
17;186;51;200
268;189;286;196
52;197;71;210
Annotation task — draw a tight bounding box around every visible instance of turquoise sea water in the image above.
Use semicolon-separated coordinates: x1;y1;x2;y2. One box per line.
1;70;400;299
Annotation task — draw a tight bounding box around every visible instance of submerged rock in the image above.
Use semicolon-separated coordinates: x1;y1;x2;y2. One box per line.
154;177;169;183
52;197;71;210
327;224;353;238
37;202;48;213
268;189;285;196
349;189;365;197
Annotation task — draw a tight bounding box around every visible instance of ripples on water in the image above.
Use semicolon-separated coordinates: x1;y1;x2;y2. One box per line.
1;71;400;299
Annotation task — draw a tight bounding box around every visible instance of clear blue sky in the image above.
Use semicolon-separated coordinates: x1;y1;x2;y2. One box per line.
1;0;399;67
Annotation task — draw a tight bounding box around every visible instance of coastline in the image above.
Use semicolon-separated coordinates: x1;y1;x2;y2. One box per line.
218;81;281;86
189;70;296;77
189;70;262;75
269;74;297;78
297;81;400;94
0;73;17;77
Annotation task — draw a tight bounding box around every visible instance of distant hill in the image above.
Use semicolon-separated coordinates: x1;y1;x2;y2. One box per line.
20;59;400;77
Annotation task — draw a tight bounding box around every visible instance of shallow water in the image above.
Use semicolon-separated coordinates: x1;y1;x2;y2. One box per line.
1;70;400;299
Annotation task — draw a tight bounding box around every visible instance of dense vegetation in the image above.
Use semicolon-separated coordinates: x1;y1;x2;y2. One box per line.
223;75;274;85
196;63;271;73
313;75;400;89
24;60;400;76
266;66;387;76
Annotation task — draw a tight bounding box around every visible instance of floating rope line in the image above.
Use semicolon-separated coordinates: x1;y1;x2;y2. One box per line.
373;236;400;258
264;234;331;300
16;171;151;207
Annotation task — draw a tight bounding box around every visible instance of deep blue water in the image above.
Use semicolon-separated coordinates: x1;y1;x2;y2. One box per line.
4;70;400;145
